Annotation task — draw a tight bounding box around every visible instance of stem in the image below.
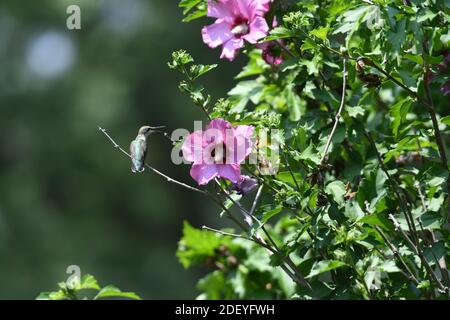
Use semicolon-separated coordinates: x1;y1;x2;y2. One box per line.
320;58;347;165
374;226;419;285
250;185;264;216
415;183;450;287
389;214;448;295
364;130;447;294
423;60;450;221
283;152;301;192
202;226;252;240
181;65;212;121
217;181;312;290
99;126;207;195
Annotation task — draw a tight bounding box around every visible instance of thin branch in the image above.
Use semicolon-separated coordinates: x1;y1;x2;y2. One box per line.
250;185;264;217
364;130;447;293
374;226;419;284
423;57;450;221
364;56;450;209
415;182;450;287
99;126;207;195
216;181;312;290
202;226;252;240
283;152;301;192
320;58;347;165
181;65;212;121
389;214;447;294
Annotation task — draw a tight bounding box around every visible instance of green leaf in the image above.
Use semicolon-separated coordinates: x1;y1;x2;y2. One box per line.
347;106;365;118
77;274;101;291
284;84;303;121
310;26;330;41
420;212;443;230
404;54;423;65
297;143;321;166
190;64;217;80
360;213;393;231
325;181;346;205
441;115;450;126
263;27;297;41
307;260;347;278
300;38;318;52
390;97;413;138
94;285;141;300
176;221;223;268
260;206;283;224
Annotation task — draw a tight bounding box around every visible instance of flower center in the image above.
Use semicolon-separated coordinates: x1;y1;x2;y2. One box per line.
231;23;249;36
208;143;229;164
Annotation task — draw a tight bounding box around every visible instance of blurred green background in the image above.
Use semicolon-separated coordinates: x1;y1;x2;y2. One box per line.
0;0;244;299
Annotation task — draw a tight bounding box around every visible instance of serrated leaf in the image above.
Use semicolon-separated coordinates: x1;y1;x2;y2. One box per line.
360;213;393;231
310;26;330;41
307;260;347;278
94;285;141;300
390;97;413;138
176;221;223;268
325;181;346;204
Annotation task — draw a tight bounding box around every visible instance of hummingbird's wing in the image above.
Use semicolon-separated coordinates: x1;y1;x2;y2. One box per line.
130;138;147;173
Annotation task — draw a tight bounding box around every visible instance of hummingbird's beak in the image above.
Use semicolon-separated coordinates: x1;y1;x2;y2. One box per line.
149;126;166;130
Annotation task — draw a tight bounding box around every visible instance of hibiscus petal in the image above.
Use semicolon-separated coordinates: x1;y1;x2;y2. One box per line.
227;125;254;164
202;21;234;48
231;0;251;19
182;130;204;163
220;38;244;61
207;0;234;21
207;118;232;140
248;0;271;18
217;164;241;183
190;164;219;185
243;16;269;44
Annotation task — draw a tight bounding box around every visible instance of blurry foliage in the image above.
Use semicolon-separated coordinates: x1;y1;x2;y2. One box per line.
0;0;242;299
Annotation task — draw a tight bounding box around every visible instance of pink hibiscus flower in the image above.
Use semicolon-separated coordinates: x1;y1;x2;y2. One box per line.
202;0;271;61
182;118;254;185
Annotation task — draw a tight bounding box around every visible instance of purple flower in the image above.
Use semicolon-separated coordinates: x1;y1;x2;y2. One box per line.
182;118;254;185
233;175;258;195
257;17;284;65
202;0;271;61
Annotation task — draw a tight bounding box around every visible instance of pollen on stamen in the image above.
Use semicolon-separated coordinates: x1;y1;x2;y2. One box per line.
231;23;249;36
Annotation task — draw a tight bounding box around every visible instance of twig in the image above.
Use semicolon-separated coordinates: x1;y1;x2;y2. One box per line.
181;65;212;121
250;185;264;216
283;152;301;192
389;214;447;294
320;58;347;165
415;182;450;287
202;226;252;240
364;130;447;294
374;226;419;284
216;181;312;290
365;56;450;208
99;126;207;195
422;54;450;221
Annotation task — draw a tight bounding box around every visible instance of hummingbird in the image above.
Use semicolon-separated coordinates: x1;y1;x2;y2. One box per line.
130;125;165;173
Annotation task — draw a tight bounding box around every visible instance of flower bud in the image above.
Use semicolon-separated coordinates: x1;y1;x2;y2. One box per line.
233;175;258;195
